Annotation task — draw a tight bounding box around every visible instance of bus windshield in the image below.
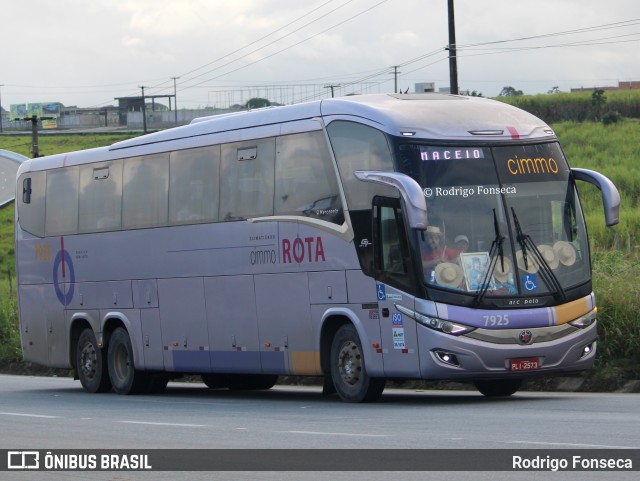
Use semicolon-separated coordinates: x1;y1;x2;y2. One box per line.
394;141;590;300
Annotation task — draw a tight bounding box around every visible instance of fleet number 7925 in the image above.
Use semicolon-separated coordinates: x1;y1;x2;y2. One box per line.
483;314;509;326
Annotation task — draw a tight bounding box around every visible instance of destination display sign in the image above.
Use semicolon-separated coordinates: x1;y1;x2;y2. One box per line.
419;147;486;161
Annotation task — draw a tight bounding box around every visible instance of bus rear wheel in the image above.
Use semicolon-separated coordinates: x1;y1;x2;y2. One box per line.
228;374;279;391
202;374;229;389
107;327;148;395
330;324;385;403
76;328;111;393
474;379;522;397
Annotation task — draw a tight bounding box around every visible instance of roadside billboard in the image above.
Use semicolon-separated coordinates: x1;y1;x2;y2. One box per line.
10;103;61;128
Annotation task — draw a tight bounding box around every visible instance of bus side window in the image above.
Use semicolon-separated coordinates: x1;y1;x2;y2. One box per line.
45;166;80;236
220;138;275;221
373;199;411;292
169;145;220;224
326;121;397;210
17;172;46;237
78;160;123;232
122;154;170;229
274;131;343;223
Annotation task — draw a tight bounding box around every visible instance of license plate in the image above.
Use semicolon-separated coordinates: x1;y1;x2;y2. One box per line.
509;357;540;371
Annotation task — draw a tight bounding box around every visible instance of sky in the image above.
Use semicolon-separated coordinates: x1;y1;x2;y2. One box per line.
1;0;639;110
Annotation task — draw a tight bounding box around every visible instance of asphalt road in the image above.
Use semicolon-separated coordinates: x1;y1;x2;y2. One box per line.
1;374;639;481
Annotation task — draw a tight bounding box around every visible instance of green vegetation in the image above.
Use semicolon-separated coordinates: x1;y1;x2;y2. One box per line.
0;132;139;158
0;277;20;363
0;206;14;276
0;118;639;385
592;251;640;373
0;203;19;363
554;119;640;250
497;89;640;123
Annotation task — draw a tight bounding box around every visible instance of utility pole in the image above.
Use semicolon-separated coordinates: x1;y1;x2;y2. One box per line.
171;77;180;126
324;84;339;98
139;86;148;134
14;115;53;158
447;0;459;95
392;66;401;93
30;115;40;157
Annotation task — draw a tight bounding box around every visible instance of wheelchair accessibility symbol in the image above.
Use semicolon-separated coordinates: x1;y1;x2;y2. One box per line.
522;274;538;292
377;284;386;301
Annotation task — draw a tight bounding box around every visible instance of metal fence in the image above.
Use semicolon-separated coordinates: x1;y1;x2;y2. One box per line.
1;108;239;131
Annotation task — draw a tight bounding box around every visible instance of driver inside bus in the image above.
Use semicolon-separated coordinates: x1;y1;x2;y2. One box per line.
421;226;461;270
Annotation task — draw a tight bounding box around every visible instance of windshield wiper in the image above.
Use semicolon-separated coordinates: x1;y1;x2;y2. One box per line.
474;209;505;305
511;207;529;271
511;208;566;302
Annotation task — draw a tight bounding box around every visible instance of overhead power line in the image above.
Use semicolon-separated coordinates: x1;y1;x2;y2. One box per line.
176;0;390;93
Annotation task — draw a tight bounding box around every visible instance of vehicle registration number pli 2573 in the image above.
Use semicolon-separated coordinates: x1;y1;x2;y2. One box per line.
509;357;540;371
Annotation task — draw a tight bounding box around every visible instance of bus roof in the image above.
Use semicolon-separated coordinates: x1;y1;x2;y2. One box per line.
18;94;555;175
109;93;554;152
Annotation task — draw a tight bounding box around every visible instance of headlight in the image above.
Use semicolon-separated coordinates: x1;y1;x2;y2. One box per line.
569;308;597;328
395;304;474;336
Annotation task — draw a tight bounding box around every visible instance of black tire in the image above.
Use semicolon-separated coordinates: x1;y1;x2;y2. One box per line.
227;374;279;391
475;379;522;397
145;373;169;394
330;324;385;403
107;327;148;395
76;328;111;393
201;374;230;389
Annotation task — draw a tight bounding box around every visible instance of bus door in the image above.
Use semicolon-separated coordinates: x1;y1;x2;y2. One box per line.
372;197;420;378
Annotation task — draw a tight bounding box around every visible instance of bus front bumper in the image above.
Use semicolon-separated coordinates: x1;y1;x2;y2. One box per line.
416;321;597;380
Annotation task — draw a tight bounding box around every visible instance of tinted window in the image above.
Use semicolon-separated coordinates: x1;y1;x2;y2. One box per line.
78;160;123;232
275;131;343;224
122;154;169;229
169;146;220;224
17;172;46;237
220;138;275;220
45;167;79;236
327;121;396;210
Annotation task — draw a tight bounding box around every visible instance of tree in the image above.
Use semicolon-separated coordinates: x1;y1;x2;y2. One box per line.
245;98;271;109
498;86;524;97
469;90;483;97
547;86;561;94
591;89;607;121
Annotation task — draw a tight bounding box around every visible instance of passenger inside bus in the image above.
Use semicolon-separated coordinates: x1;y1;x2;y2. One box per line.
454;234;470;253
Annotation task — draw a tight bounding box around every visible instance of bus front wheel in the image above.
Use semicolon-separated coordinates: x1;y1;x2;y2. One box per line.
107;327;148;395
330;324;385;403
76;328;111;393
